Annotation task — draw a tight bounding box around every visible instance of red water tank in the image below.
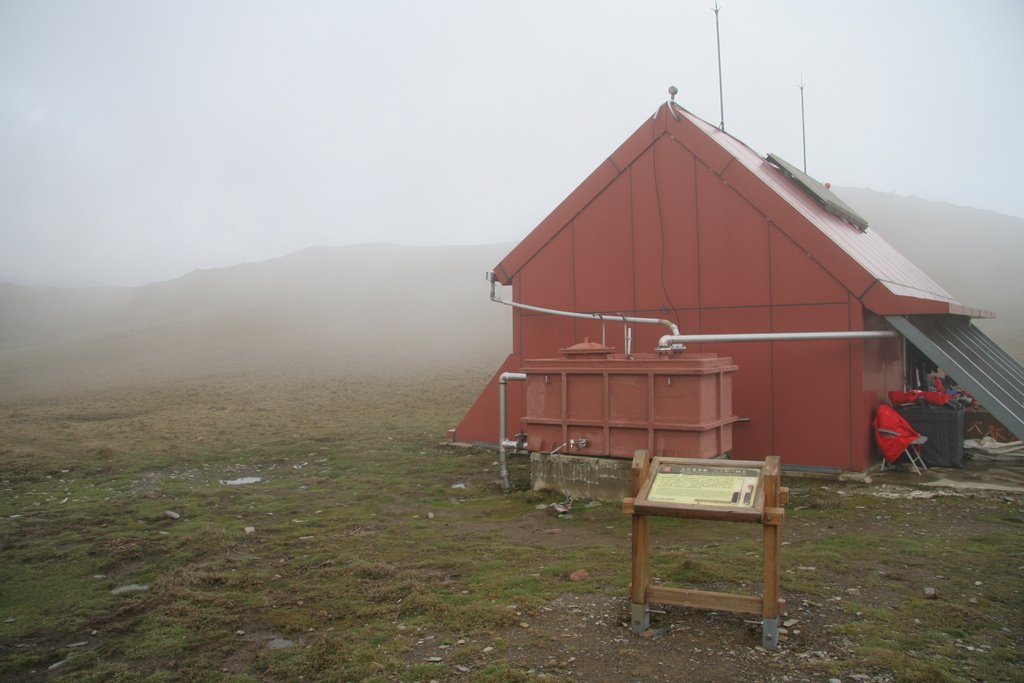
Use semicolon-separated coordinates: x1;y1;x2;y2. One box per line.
521;341;738;459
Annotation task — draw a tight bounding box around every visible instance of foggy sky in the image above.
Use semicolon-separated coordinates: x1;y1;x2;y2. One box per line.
2;0;1022;287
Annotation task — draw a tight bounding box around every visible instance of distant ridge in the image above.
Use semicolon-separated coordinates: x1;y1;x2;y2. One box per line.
0;243;513;400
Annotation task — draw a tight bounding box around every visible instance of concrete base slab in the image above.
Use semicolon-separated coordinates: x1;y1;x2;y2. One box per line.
530;452;634;501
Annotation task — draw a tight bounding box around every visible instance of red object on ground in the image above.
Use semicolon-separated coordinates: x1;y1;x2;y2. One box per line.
873;405;922;463
888;390;951;407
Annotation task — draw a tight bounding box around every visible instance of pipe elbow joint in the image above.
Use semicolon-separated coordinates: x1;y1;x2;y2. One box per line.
657;334;686;352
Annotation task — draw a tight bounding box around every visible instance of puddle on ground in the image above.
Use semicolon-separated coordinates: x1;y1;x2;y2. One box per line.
266;637;294;650
219;477;262;486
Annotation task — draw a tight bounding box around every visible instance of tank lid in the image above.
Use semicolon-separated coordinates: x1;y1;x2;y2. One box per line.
560;338;615;358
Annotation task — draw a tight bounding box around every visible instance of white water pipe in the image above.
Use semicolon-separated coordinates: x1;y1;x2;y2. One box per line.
657;330;898;350
498;371;527;492
488;272;679;337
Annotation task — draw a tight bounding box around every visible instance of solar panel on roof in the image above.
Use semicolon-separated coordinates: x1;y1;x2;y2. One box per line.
766;153;869;232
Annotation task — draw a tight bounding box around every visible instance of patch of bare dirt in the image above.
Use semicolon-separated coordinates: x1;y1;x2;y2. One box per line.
492;510;610;550
499;592;889;683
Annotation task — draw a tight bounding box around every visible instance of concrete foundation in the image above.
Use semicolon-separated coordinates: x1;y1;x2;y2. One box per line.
530;452;635;501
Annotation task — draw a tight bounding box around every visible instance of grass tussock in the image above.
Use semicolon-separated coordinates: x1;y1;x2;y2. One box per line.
82;442;121;457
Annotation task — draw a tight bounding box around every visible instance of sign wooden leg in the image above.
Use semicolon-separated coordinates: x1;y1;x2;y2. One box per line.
762;456;782;651
762;517;781;650
630;513;650;634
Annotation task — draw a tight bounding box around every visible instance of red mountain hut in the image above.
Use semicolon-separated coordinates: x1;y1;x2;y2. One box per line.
453;100;1024;476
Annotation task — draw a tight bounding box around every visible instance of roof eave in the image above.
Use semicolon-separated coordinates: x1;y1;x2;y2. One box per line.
861;283;995;318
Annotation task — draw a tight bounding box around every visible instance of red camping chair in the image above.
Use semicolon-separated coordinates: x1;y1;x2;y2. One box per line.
873;404;928;475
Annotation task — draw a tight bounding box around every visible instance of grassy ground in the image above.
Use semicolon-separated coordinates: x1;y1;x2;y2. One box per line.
1;370;1022;682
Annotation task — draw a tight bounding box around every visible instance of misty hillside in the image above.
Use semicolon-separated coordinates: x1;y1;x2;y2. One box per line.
835;187;1024;360
2;190;1022;402
0;243;513;400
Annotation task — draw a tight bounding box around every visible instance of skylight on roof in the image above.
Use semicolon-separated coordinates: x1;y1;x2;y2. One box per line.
766;153;869;231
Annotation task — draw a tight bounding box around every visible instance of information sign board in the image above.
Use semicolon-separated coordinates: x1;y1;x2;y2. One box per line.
646;463;761;507
634;457;766;522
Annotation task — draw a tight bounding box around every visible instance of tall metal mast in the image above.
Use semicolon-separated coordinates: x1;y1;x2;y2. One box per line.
799;77;807;173
714;2;725;131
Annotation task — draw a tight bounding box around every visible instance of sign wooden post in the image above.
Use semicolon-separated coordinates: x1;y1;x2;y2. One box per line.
623;452;788;650
629;450;652;632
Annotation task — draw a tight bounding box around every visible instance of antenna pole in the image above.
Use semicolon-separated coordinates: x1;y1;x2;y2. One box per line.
714;2;725;131
799;77;807;173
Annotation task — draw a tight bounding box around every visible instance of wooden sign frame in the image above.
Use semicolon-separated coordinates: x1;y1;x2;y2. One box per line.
623;453;788;650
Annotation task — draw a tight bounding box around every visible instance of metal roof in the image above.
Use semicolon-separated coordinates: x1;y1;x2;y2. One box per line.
675;106;980;314
886;315;1024;440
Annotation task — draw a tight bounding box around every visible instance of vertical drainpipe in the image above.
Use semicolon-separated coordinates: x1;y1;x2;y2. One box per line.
498;372;527;492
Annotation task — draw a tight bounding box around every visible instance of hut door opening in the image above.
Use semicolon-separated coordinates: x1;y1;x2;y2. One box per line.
904;341;938;392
